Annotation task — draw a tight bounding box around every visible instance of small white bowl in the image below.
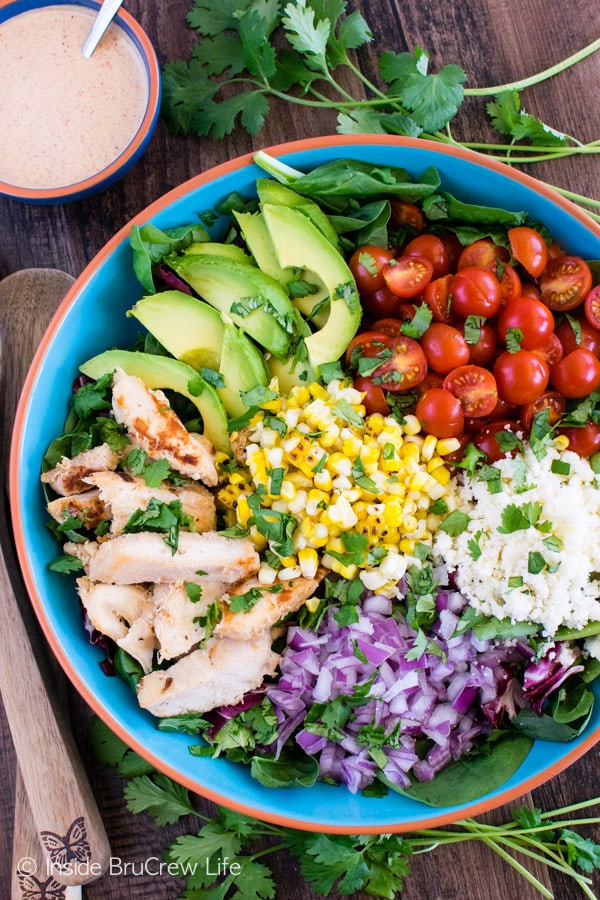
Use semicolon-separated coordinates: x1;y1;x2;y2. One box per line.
0;0;160;203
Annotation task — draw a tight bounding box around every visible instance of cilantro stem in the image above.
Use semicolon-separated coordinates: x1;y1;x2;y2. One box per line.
478;835;555;898
464;38;600;97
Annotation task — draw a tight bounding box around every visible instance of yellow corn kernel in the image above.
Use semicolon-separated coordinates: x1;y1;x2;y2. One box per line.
322;554;358;579
326;452;352;476
554;434;569;450
400;442;420;463
341;434;363;457
408;470;430;492
360;444;380;468
402;414;421;436
308;382;328;400
436;437;461;456
216;484;242;508
399;537;415;554
279;480;296;502
353;500;369;521
420;434;438;462
365;413;386;435
236;495;252;528
431;465;451;486
426;456;446;473
383;502;403;528
403;514;418;533
298;547;319;578
292;386;311;406
313;469;333;491
382;526;401;545
305;595;321;613
248;526;268;551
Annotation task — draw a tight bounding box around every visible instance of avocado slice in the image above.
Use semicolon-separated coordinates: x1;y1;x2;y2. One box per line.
233;210;297;284
261;203;361;370
182;241;252;264
79;349;231;454
167;255;297;359
219;323;269;417
256;179;341;251
128;290;224;371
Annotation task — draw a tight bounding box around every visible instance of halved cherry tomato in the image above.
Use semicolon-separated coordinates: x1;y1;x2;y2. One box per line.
349;245;395;295
438;231;463;272
555;316;600;358
532;333;564;368
443;364;498;417
370;318;405;337
584;284;600;330
404;234;450;278
461;320;497;367
519;390;566;432
496;297;555;350
383;255;434;299
389;200;424;234
558;422;600;458
550;347;600;398
457;238;509;273
498;263;522;305
473;419;520;463
415;388;464;438
493;350;549;405
416;371;445;395
344;331;390;369
420;323;470;374
519;282;542;301
508;226;549;278
451;266;502;318
423;274;457;324
362;286;400;319
540;255;592;311
370;334;428;391
353;375;391;416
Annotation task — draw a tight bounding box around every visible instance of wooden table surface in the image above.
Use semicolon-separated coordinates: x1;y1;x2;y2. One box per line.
1;1;599;897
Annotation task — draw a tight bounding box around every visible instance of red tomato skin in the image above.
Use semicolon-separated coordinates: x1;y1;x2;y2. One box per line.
420;323;470;374
508;226;549;278
555;316;600;358
353;375;391;416
520;282;542;301
532;333;564;368
584;285;600;330
550;348;600;398
457;239;509;273
371;335;428;392
389;200;424;234
423;274;457;324
540;256;593;311
498;264;522;305
462;321;498;367
383;255;434;299
473;419;520;463
442;364;498;418
558;422;600;458
415;388;464;438
349;245;395;294
362;287;401;319
519;390;566;433
496;297;555;350
404;234;450;278
344;331;390;368
450;267;502;318
493;350;550;405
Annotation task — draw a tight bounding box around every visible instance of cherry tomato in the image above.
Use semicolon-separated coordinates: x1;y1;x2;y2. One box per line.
451;266;502;318
423;274;457;324
493;350;550;405
550;347;600;398
508;226;549;278
353;375;391;416
415;388;464;438
344;330;390;369
383;255;434;299
370;334;428;391
420;323;470;374
498;263;522;305
443;364;498;417
349;245;395;295
519;282;542;301
473;419;520;463
438;231;463;272
496;297;555;350
461;320;498;367
519;391;566;433
389;200;424;234
540;255;592;311
416;371;445;395
532;333;564;368
584;284;600;330
555;316;600;358
457;239;509;273
404;234;450;278
362;286;400;319
558;422;600;458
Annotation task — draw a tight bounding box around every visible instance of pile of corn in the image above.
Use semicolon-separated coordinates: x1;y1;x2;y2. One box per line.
217;380;459;595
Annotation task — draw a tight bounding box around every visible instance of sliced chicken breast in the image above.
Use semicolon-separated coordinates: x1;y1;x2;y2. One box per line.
216;568;326;641
117;617;157;674
84;470;216;535
111;368;218;486
47;488;106;530
76;577;152;642
136;630;279;717
41;443;121;496
65;531;259;585
152;582;219;662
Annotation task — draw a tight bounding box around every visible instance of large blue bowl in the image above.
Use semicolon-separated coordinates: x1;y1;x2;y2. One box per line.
11;136;600;832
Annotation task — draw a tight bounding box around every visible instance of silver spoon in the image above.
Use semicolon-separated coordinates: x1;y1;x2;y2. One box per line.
82;0;125;58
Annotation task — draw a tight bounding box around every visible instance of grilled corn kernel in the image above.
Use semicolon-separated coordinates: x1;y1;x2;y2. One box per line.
436;437;461;455
298;547;319;578
431;465;451;486
403;414;421;435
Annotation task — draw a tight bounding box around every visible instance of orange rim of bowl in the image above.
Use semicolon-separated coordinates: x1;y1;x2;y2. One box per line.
0;0;160;201
10;134;600;832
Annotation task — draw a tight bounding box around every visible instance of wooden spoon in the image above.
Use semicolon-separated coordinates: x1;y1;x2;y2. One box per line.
0;269;111;888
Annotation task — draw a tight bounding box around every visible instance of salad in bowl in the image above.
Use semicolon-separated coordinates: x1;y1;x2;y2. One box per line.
13;136;600;831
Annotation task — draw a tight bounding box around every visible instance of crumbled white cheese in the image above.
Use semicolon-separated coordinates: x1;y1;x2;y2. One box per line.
433;445;600;637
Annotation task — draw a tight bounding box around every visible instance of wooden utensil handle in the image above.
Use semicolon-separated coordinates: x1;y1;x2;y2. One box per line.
0;555;111;886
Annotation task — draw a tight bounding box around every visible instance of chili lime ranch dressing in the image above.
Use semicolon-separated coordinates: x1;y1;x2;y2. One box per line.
0;5;149;189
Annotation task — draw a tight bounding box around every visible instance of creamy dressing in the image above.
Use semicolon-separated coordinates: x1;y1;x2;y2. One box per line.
0;5;149;189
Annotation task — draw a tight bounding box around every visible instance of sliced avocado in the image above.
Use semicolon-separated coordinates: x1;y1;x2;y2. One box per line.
256;179;341;251
128;290;224;370
233;210;298;284
267;354;317;395
219;323;269;417
168;255;297;360
261;203;361;370
79;349;231;454
182;241;252;264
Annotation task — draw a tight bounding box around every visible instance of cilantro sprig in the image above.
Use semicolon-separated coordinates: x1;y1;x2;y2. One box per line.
91;717;600;900
161;0;600;219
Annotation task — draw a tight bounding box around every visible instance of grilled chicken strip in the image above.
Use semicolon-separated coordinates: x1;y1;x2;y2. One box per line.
136;630;279;717
47;488;106;530
111;368;218;486
41;443;121;496
152;581;222;662
64;531;260;586
84;470;216;535
216;568;327;641
117;617;157;674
